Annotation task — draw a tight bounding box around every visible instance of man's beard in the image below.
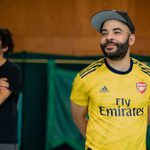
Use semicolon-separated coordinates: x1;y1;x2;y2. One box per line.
100;36;129;60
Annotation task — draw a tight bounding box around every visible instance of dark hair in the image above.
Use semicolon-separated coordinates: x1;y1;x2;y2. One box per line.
0;28;14;54
115;10;135;34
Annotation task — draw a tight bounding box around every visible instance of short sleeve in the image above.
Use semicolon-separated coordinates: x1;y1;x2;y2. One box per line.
8;64;22;94
70;74;89;106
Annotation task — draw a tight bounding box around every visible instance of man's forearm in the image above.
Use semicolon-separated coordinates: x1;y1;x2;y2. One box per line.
71;102;88;138
74;117;88;138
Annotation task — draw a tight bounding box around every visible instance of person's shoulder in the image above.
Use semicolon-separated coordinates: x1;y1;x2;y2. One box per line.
7;60;21;72
132;57;150;69
78;58;105;79
132;57;150;76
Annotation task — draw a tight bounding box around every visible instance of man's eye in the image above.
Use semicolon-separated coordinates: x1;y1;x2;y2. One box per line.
114;31;121;34
101;32;108;36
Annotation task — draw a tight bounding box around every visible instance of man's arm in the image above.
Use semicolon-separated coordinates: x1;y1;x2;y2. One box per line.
0;78;11;105
71;101;88;138
148;106;150;124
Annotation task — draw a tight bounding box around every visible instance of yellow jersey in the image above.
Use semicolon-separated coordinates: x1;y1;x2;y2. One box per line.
70;58;150;150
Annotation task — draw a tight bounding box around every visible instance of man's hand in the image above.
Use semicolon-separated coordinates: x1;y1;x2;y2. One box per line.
0;78;11;105
0;78;9;90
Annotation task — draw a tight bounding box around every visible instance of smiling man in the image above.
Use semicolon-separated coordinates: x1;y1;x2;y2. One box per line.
70;10;150;150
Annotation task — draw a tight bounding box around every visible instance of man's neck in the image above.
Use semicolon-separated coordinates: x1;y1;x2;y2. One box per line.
0;56;6;67
106;55;131;72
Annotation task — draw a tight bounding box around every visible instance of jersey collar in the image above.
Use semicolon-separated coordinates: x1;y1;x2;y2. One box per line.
104;58;133;75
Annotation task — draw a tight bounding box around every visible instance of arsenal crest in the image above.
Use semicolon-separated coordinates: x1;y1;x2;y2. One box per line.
136;82;147;94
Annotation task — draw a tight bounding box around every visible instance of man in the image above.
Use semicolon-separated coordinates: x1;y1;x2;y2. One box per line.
70;10;150;150
0;28;22;150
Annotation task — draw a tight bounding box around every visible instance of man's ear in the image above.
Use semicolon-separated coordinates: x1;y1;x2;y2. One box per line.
129;34;135;46
1;46;8;53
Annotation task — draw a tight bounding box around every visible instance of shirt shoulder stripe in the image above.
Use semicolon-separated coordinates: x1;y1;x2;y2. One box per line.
79;58;104;78
133;58;150;76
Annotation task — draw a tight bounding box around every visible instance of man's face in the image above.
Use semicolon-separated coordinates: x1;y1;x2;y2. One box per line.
100;20;134;60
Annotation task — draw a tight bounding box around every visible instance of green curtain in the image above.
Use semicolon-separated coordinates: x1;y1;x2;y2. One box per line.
45;60;85;150
21;62;48;150
147;125;150;150
17;93;23;150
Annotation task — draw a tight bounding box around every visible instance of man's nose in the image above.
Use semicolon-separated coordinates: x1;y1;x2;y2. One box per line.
106;32;114;40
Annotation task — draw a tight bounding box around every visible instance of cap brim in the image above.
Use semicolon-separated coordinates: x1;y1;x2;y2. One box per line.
91;10;127;32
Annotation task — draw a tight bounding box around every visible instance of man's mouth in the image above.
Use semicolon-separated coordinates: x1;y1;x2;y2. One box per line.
106;44;116;50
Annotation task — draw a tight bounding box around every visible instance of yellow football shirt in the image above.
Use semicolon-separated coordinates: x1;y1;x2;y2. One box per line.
71;58;150;150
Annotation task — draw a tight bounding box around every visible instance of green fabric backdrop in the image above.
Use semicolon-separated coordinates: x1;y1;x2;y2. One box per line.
147;125;150;150
19;62;48;150
45;60;85;150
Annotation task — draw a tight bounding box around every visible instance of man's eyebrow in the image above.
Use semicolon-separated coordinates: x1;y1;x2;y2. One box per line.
113;28;122;31
101;29;107;32
101;28;123;32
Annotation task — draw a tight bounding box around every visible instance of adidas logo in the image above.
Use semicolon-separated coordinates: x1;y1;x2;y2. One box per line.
100;86;109;92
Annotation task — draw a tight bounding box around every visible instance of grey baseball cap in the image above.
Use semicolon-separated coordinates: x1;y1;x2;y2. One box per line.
91;10;135;34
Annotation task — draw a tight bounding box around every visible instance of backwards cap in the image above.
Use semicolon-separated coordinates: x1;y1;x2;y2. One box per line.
91;10;135;34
